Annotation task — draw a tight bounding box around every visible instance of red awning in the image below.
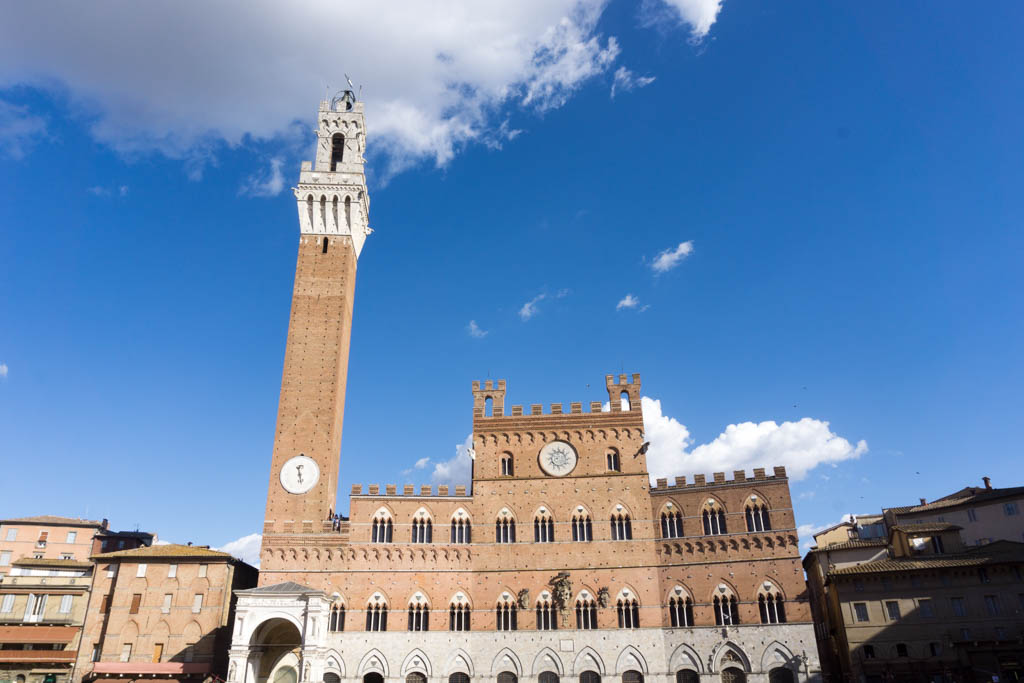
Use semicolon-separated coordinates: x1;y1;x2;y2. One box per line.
0;625;78;643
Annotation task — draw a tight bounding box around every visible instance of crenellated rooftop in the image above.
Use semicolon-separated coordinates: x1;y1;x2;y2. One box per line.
471;374;644;422
650;466;789;493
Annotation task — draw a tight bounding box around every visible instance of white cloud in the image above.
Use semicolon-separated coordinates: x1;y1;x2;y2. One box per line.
519;293;547;321
656;0;725;39
0;363;8;378
216;532;262;568
650;240;694;273
414;457;431;470
467;320;488;338
118;185;129;197
87;186;109;197
0;3;724;178
431;434;474;487
616;294;640;310
641;396;867;483
0;99;46;159
610;66;655;98
240;157;285;197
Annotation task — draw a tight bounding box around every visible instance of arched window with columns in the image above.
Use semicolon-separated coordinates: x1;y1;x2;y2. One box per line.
713;585;740;626
495;509;516;544
668;586;693;627
606;448;621;472
572;506;593;542
758;582;786;624
745;495;771;532
365;594;388;631
575;591;598;630
534;508;555;543
449;593;471;631
411;509;432;543
610;507;632;540
536;590;557;630
328;598;345;632
370;510;393;543
496;593;517;631
615;588;639;629
450;509;471;544
661;503;683;538
407;592;429;631
702;499;727;536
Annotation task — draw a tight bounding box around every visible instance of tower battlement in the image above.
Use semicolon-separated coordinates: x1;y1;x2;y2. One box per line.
472;375;644;421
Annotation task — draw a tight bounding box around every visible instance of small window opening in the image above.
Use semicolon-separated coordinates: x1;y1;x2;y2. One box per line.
331;133;345;170
620;391;630;411
322;237;329;254
484;396;493;417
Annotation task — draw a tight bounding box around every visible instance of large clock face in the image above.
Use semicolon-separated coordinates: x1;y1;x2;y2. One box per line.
538;441;578;476
280;455;320;494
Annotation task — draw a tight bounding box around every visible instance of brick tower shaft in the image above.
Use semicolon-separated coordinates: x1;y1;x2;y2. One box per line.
262;92;371;538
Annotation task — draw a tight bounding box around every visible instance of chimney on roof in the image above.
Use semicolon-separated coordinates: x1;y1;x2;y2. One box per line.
982;476;992;490
919;498;927;505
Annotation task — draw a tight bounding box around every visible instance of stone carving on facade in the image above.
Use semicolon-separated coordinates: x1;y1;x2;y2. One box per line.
517;588;530;609
548;571;572;609
597;586;610;608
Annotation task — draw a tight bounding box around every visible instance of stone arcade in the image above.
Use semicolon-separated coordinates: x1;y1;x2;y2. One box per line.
226;95;822;683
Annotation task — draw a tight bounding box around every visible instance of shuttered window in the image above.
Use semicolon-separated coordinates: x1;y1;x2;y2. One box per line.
129;594;142;614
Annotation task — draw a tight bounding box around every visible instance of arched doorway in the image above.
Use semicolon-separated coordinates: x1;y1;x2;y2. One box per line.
364;674;384;683
497;673;517;683
580;671;600;683
676;672;699;683
449;674;470;683
622;671;643;683
407;674;427;683
249;618;302;683
539;673;559;683
324;674;341;683
768;669;794;683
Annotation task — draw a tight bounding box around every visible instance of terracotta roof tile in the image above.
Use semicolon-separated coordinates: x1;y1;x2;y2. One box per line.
828;540;1024;577
809;538;888;552
94;543;232;561
11;557;93;569
0;515;105;527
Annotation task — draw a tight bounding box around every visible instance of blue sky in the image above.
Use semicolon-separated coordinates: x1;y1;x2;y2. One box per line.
1;1;1022;562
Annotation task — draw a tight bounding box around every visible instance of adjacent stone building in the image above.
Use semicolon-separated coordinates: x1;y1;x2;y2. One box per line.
73;544;256;683
804;481;1024;681
226;94;821;683
0;518;153;683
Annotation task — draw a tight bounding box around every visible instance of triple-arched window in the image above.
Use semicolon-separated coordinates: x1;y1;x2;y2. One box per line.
713;591;740;626
575;594;598;629
661;507;683;538
371;514;393;543
614;593;638;626
610;512;632;540
450;513;471;544
411;518;432;544
745;498;771;532
449;595;471;631
758;584;786;624
702;500;727;535
536;593;557;630
365;596;388;631
496;595;517;631
572;512;593;542
534;511;555;543
668;592;693;627
407;594;429;631
496;514;516;544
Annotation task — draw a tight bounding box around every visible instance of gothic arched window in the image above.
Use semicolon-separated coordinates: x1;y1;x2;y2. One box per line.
411;518;432;544
449;596;471;631
495;513;516;544
496;595;517;631
610;513;632;540
328;601;345;631
606;448;621;472
450;512;471;544
500;452;513;476
407;596;429;632
534;512;555;543
371;514;393;543
365;596;388;631
758;584;786;624
668;591;693;627
713;593;740;626
616;592;639;629
575;595;598;629
745;498;771;532
661;507;683;539
536;593;557;630
702;500;727;536
572;511;593;542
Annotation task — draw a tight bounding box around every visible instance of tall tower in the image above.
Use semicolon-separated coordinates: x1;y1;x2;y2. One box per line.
262;93;371;538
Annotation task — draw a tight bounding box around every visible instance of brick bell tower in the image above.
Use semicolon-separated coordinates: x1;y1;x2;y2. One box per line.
262;91;371;539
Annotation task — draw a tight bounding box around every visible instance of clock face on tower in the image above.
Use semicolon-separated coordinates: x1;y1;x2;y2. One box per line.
280;455;320;494
538;441;578;476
